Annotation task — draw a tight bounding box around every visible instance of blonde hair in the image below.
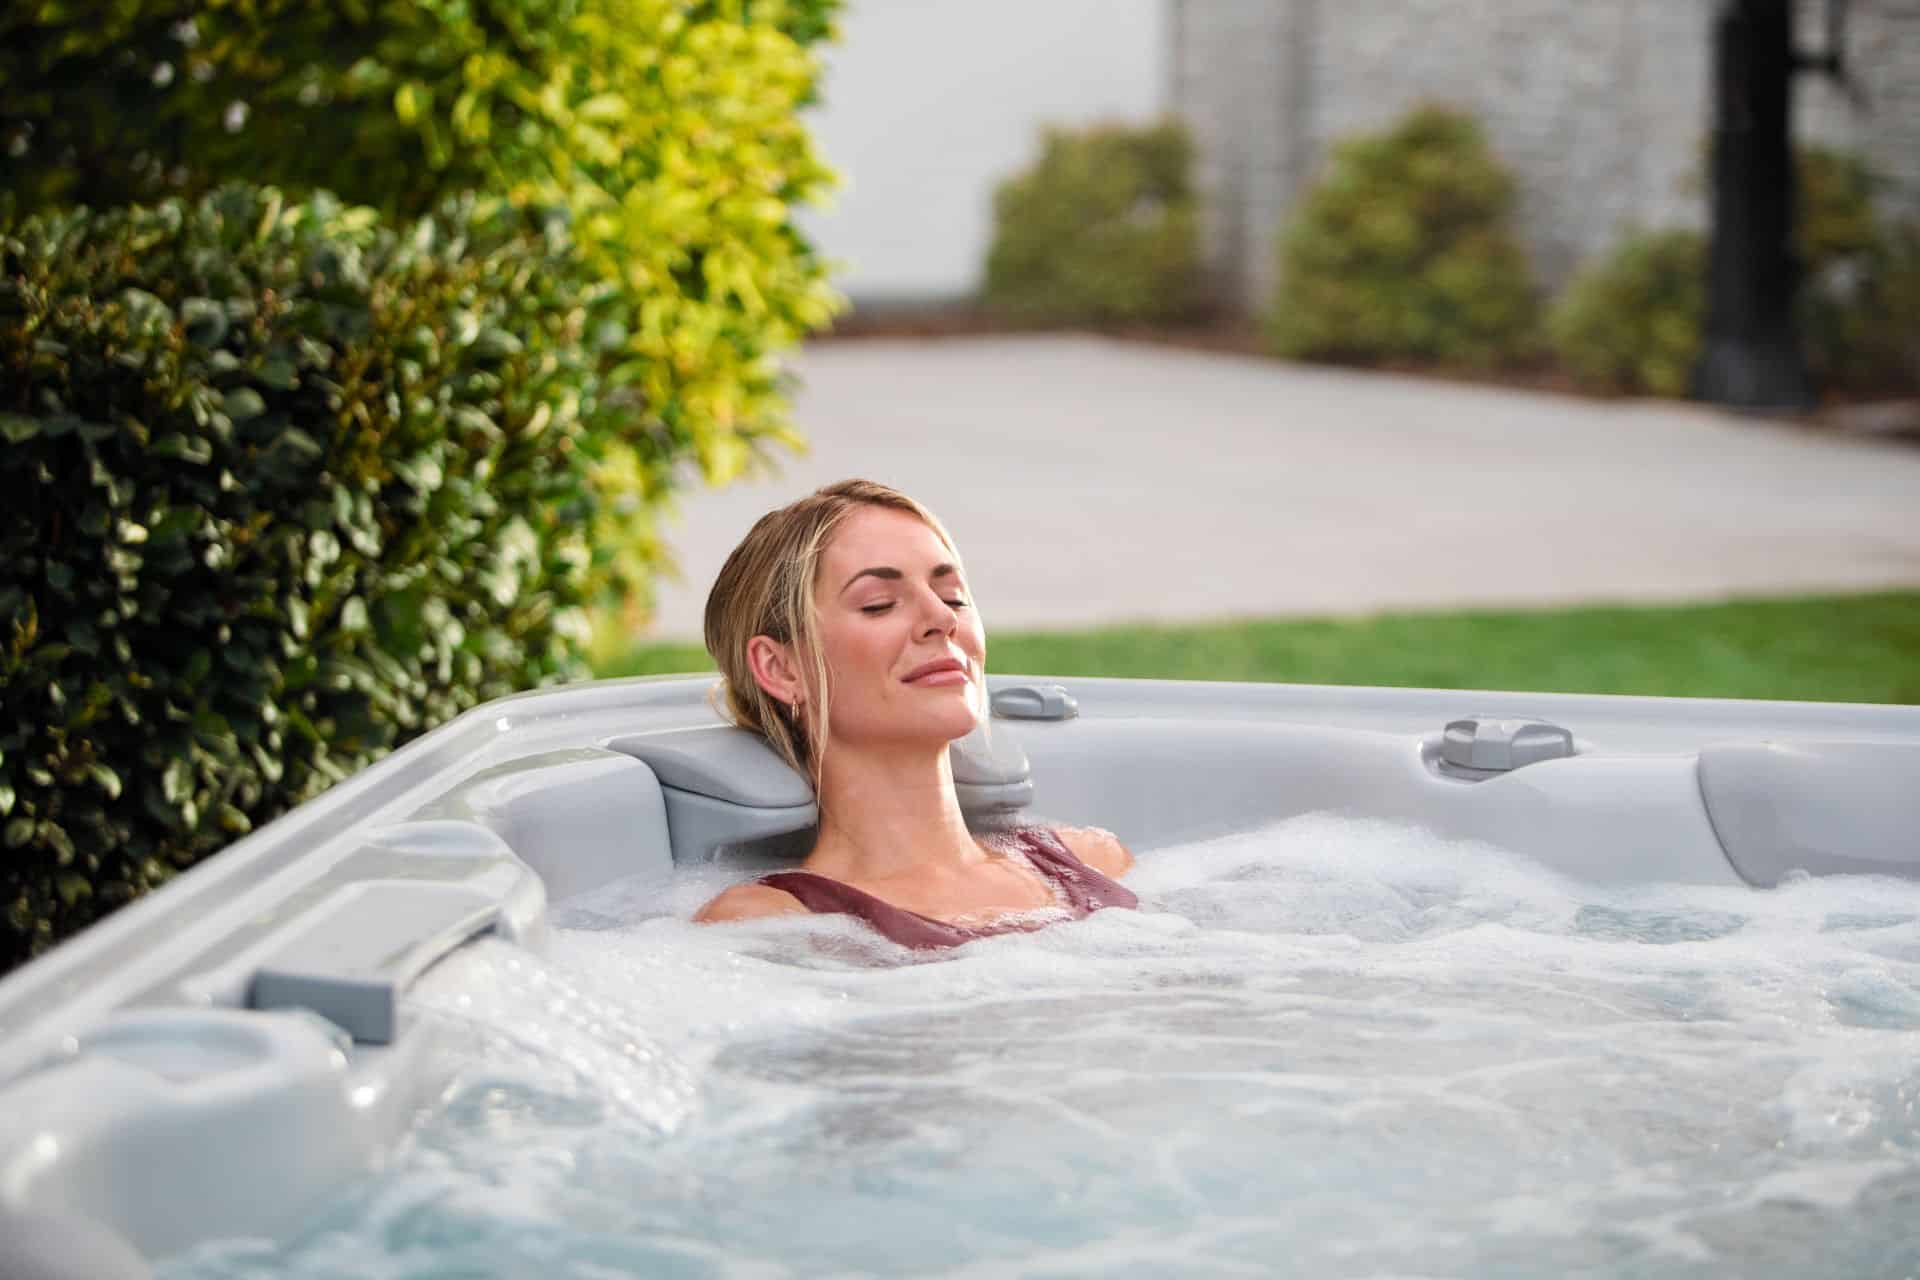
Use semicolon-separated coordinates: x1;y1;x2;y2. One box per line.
703;479;966;792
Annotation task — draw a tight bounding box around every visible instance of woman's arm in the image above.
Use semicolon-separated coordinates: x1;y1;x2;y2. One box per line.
1053;825;1135;879
693;882;810;924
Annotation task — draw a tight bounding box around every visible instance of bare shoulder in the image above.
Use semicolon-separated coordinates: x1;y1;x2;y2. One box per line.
693;881;809;924
1051;824;1136;879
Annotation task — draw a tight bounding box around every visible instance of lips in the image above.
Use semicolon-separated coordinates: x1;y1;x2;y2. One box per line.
901;656;969;684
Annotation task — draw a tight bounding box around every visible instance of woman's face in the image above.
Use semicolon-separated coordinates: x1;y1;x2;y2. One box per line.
807;504;985;749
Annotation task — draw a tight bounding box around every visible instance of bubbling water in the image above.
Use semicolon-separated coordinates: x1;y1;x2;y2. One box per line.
164;816;1920;1279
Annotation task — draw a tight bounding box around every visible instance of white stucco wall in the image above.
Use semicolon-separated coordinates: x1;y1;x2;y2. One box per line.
801;0;1169;304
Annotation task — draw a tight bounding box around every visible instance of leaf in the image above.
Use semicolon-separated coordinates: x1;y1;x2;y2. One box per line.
181;297;229;347
141;783;180;828
223;388;267;421
575;93;630;124
394;81;427;126
161;756;191;805
148;507;200;546
269;428;323;461
191;707;236;755
0;414;40;444
153;434;214;465
87;763;122;801
471;328;524;359
44;822;75;865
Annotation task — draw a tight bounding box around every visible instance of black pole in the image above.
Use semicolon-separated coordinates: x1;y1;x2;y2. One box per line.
1693;0;1815;411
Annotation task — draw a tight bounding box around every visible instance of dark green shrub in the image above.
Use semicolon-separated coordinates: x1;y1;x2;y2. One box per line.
1550;146;1917;396
983;121;1201;324
1267;106;1539;369
0;186;617;966
1;0;843;596
1548;229;1707;397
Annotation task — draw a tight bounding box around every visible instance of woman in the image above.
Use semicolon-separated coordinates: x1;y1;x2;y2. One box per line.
693;479;1136;948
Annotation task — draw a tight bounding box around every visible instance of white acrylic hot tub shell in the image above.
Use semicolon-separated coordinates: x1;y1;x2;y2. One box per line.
1;673;1917;1273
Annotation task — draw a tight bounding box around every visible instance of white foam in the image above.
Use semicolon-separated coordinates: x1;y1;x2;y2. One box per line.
161;815;1920;1278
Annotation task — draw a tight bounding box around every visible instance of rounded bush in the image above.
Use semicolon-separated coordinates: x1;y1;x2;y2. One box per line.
0;186;615;966
983;121;1202;325
1548;229;1707;397
1267;106;1539;369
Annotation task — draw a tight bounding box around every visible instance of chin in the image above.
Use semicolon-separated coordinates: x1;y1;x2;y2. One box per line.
939;702;983;743
839;690;981;750
912;688;983;745
911;694;980;743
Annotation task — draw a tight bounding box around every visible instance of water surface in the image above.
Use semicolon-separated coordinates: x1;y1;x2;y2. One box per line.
165;816;1920;1278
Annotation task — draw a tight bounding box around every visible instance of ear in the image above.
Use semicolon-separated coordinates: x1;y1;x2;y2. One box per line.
746;634;807;707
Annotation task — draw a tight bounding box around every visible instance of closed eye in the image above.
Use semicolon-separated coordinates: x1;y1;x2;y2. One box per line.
860;598;968;615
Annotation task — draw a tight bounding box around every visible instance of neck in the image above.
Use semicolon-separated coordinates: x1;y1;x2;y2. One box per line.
804;739;981;882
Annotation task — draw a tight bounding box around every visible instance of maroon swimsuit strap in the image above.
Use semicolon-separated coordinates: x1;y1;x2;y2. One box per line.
756;826;1138;950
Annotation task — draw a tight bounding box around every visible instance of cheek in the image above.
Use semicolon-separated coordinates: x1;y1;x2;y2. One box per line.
818;615;896;691
961;612;986;661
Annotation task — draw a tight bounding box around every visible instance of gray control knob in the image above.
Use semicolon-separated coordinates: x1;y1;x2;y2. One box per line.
1440;715;1574;773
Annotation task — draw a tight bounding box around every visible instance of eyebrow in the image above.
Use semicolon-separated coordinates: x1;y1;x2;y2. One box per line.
839;563;960;594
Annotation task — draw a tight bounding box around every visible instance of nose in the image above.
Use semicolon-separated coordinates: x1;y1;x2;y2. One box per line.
916;584;958;638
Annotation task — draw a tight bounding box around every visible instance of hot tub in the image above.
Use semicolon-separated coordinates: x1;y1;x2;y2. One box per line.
2;674;1917;1277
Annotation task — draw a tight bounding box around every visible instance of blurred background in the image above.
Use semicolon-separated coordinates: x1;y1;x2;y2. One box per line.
624;0;1920;687
2;0;1917;959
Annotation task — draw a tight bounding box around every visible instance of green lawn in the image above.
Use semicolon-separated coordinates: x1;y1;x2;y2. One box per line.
594;591;1920;705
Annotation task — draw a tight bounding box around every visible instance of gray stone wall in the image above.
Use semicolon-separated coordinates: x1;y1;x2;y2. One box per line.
1173;0;1920;314
1800;0;1920;218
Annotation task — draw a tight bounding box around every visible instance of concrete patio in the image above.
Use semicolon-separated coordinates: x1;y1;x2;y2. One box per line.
642;335;1920;640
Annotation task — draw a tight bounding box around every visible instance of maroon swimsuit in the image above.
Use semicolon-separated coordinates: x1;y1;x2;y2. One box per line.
755;825;1138;950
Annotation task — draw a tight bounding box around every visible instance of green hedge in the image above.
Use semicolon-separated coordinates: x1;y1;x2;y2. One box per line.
1267;106;1539;369
0;187;615;966
983;121;1201;324
2;0;843;594
1550;146;1918;397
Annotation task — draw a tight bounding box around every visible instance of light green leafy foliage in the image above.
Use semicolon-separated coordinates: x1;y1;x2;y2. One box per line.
1268;106;1539;369
983;121;1202;324
1;0;843;593
0;187;621;966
